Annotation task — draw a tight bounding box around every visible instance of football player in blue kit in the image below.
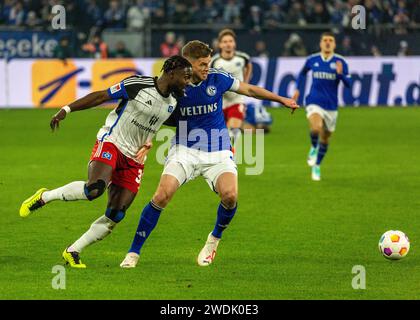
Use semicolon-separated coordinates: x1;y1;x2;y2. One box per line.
120;40;299;268
293;32;352;181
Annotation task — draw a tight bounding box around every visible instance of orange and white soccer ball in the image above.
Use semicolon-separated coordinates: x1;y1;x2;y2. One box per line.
378;230;410;260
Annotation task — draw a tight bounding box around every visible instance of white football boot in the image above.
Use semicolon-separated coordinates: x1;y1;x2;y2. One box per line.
120;252;140;268
197;233;220;266
307;146;318;167
311;165;321;181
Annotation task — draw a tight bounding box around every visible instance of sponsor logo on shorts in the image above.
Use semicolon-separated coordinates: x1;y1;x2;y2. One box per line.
101;151;112;160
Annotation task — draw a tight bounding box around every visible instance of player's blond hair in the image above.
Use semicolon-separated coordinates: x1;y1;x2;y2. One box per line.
218;29;236;42
182;40;213;60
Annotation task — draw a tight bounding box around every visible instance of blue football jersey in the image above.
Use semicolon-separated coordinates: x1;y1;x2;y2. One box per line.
296;53;351;110
174;68;239;152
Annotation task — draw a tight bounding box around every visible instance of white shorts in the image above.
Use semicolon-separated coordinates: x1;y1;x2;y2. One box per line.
306;104;338;132
162;144;237;192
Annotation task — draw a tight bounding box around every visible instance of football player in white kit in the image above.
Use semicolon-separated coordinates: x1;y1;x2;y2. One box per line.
19;56;193;268
210;29;253;151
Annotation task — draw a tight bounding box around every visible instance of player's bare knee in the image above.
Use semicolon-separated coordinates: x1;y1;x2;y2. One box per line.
311;125;322;135
320;132;331;144
84;179;106;201
152;190;171;208
220;189;237;209
320;137;330;144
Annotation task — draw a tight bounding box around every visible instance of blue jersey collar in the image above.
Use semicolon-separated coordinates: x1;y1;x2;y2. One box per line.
320;52;334;62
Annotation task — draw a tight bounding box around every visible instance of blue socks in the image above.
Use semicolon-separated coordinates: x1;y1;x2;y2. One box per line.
212;202;237;239
129;201;238;254
129;201;162;254
310;131;319;149
316;142;329;165
310;131;329;165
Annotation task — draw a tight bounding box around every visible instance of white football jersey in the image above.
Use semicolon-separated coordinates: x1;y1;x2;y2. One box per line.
210;51;250;108
97;76;177;160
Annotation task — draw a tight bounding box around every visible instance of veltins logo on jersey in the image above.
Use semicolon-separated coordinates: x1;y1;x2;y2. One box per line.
168;105;174;113
206;86;217;96
101;151;112;160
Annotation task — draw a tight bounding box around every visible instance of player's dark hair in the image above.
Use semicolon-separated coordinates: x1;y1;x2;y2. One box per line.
321;32;335;40
218;29;236;42
161;55;192;74
182;40;213;60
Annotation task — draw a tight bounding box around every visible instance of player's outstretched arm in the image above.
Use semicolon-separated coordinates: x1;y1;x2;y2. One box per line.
235;82;299;113
292;90;300;102
50;90;111;131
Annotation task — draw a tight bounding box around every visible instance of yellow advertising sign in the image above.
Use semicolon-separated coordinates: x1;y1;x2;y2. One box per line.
32;60;78;108
91;59;137;91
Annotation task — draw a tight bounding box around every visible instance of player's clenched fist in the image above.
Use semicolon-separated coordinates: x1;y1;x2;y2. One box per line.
282;98;300;114
50;108;67;131
336;61;343;74
135;141;153;164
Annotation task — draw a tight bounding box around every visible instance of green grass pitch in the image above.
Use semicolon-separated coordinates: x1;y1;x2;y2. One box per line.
0;107;419;300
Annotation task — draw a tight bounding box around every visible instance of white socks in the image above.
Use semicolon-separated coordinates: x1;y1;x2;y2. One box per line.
42;181;87;203
68;215;116;253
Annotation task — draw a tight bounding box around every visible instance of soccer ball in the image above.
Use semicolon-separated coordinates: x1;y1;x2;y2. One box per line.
378;230;410;260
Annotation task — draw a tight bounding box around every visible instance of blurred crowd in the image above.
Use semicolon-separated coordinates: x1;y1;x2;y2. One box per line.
1;0;420;33
0;0;418;58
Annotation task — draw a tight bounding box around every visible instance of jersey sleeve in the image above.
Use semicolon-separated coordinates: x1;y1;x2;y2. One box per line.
237;51;250;65
296;57;311;92
217;71;240;93
337;59;352;88
107;76;146;100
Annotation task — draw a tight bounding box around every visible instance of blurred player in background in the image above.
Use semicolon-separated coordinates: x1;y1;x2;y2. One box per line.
243;104;273;133
210;29;253;152
293;32;351;181
19;56;192;268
